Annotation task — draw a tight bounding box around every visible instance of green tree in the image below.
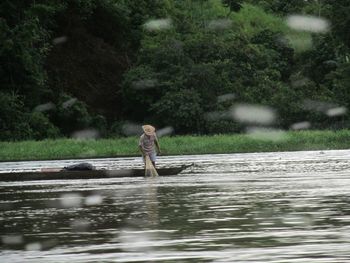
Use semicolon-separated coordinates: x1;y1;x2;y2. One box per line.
222;0;242;14
152;89;203;133
244;0;308;15
324;0;350;48
0;92;31;140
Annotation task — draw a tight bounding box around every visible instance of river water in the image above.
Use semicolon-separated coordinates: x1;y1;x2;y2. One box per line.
1;150;350;262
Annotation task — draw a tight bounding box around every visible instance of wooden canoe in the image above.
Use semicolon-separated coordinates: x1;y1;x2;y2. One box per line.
0;164;193;181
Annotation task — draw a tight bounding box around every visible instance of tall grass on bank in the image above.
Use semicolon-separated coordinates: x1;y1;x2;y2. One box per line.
0;130;350;161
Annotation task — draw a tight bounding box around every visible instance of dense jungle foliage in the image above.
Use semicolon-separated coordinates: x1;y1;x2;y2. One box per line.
0;0;349;140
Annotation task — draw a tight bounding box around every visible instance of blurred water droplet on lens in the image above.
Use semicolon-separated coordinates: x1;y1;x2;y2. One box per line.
286;33;313;52
302;99;337;113
85;194;104;206
326;107;347;117
106;169;133;177
204;111;230;121
70;219;91;232
131;79;158;90
143;18;172;31
0;203;13;210
25;242;42;251
71;129;100;139
1;235;23;245
60;193;83;208
156;126;174;137
282;214;312;226
122;122;142;136
231;104;277;125
208;19;232;30
291;77;309;88
290;121;311;130
246;127;287;142
62;98;77;109
286;15;330;33
34;102;56;112
323;60;338;68
41;239;58;250
217;93;235;103
118;228;156;252
52;36;68;45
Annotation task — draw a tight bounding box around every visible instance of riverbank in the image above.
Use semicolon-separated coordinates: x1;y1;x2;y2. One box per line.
1;130;350;161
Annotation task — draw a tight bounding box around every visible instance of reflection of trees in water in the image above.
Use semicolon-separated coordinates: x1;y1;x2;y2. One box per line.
154;186;350;247
2;181;350;251
0;186;133;250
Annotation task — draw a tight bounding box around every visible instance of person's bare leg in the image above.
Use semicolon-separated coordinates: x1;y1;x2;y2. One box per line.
142;155;146;169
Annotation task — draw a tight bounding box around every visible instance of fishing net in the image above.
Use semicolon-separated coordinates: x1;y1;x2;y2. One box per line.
145;155;159;177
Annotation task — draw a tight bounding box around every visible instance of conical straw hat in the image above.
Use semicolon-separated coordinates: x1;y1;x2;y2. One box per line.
142;125;155;136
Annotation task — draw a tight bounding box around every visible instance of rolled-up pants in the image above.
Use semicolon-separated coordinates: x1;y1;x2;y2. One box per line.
142;151;157;163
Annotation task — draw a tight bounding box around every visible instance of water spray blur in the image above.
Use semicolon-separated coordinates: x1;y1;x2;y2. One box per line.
70;219;91;232
122;122;142;136
246;127;287;142
52;36;68;45
302;99;347;117
131;79;158;90
231;104;277;126
156;126;174;137
204;111;231;121
143;18;172;32
1;235;23;245
208;19;232;31
34;102;56;112
286;15;330;33
62;98;77;109
285;15;330;53
326;107;347;117
290;121;311;130
71;129;100;139
217;93;236;103
85;194;104;206
60;193;83;208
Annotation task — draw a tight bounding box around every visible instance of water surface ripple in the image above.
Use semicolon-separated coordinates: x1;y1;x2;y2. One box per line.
1;150;350;262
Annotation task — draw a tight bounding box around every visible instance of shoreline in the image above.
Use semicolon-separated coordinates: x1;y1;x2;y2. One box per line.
0;148;347;164
1;130;350;162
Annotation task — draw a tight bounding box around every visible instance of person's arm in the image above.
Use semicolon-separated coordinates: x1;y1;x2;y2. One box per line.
139;136;146;156
139;145;146;156
155;136;161;155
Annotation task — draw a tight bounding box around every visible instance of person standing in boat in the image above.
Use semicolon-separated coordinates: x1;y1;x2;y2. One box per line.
139;125;161;168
